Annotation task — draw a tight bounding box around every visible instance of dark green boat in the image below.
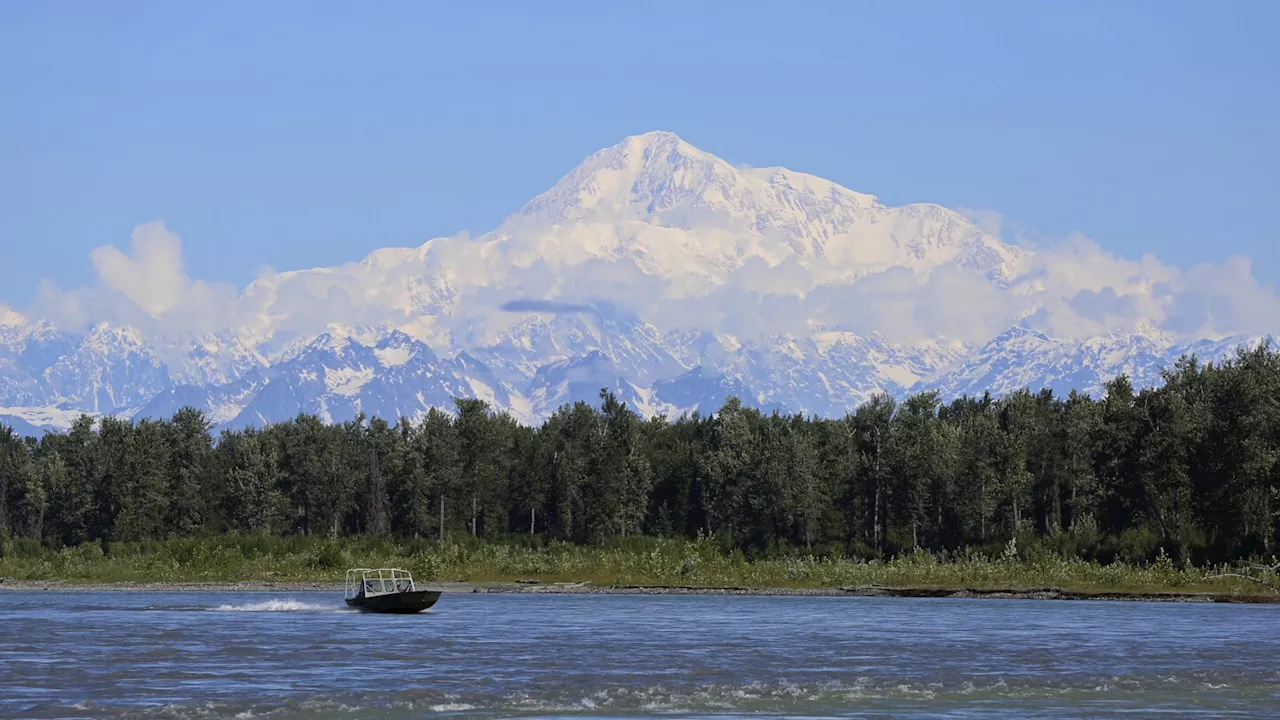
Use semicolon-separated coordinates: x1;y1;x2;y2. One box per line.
344;568;441;613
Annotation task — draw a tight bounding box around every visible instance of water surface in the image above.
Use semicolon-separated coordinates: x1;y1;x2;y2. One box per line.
2;591;1278;718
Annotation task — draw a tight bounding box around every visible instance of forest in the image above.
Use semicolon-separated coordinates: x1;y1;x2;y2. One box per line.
1;343;1278;568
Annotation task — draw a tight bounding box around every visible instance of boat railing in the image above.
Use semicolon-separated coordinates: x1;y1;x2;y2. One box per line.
345;568;415;599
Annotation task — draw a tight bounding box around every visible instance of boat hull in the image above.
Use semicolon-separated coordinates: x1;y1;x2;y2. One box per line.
345;590;441;614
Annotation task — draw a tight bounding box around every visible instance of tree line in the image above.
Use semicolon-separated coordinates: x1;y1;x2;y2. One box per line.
1;344;1278;565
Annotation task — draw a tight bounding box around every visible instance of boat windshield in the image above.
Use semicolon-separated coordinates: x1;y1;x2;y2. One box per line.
345;568;415;599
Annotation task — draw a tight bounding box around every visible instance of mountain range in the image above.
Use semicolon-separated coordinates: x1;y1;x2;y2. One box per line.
1;132;1273;435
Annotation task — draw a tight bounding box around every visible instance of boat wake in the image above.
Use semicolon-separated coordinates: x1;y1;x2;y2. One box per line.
209;599;344;613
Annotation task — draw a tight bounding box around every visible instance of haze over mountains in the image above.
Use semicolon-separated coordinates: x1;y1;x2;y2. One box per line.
1;131;1276;434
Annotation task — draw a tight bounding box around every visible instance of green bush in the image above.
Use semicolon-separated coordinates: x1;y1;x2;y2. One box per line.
0;533;1275;595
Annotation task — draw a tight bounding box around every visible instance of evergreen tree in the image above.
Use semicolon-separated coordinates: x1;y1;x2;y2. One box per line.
0;424;22;536
853;395;895;551
217;427;283;534
1;340;1276;565
166;407;214;536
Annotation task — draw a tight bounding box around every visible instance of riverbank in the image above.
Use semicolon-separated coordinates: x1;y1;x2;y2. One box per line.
3;534;1277;602
2;577;1277;603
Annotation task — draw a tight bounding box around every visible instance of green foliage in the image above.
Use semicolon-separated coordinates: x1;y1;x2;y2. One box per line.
2;534;1276;595
1;343;1279;583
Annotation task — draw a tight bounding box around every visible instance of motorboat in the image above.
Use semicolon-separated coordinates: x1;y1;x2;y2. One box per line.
344;568;441;613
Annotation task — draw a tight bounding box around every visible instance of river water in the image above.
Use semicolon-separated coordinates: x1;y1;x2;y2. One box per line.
1;591;1278;719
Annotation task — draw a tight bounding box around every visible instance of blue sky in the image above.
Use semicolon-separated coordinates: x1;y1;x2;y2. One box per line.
2;0;1277;308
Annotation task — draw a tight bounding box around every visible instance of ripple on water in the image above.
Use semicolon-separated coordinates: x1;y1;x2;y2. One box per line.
37;678;1276;720
4;592;1280;719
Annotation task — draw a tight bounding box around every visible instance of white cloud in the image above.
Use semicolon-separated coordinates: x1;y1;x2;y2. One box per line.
956;206;1056;250
937;211;1280;342
956;206;1007;239
797;265;1021;345
14;209;1280;361
0;305;26;327
34;278;92;332
89;221;189;316
1012;235;1280;340
32;221;240;337
1163;256;1280;338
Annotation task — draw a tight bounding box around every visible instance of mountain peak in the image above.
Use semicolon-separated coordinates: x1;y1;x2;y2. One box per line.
376;329;416;349
516;130;726;222
6;135;1255;433
305;331;360;355
619;129;697;153
86;322;145;349
499;130;1026;289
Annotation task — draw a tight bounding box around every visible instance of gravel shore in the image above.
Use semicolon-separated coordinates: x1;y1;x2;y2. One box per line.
1;577;1276;603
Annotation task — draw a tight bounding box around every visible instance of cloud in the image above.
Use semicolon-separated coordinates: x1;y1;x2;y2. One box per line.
1163;256;1280;337
956;206;1055;250
15;210;1280;363
726;257;813;297
1021;235;1280;339
802;265;1019;345
0;304;26;327
33;221;241;337
939;209;1280;341
501;299;596;314
1068;287;1141;324
89;222;189;316
956;206;1006;239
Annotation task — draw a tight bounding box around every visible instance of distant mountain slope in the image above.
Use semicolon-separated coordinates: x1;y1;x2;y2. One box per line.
0;131;1272;432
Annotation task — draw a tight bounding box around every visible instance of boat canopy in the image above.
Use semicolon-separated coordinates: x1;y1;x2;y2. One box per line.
345;568;415;599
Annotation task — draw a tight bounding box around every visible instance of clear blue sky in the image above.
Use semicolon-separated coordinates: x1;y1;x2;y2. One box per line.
2;0;1277;307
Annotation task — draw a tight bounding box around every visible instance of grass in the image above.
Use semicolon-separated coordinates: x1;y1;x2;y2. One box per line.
1;533;1276;595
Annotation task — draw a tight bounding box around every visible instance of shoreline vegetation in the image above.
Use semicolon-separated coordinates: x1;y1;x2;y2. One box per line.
3;344;1280;608
1;535;1277;603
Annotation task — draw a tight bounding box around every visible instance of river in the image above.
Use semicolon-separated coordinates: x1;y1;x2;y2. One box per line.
2;590;1278;718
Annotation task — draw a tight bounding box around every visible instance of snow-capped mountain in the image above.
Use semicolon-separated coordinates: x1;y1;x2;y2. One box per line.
923;327;1279;400
44;323;172;413
0;131;1273;435
167;330;269;388
137;329;525;430
512;131;1024;287
525;350;654;419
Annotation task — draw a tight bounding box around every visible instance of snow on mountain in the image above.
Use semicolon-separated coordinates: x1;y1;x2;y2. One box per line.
0;321;71;407
136;371;271;429
645;331;968;418
137;329;529;432
924;327;1278;401
0;131;1273;434
167;330;269;387
525;350;661;420
470;304;689;388
213;130;1028;350
43;323;172;413
652;366;778;417
0;413;47;438
1173;334;1280;368
0;404;94;437
513;131;1024;287
921;326;1165;400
